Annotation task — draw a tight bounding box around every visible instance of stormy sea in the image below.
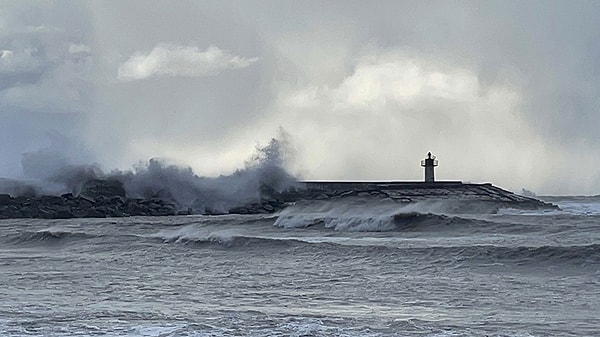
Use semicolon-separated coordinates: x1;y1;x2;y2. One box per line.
0;195;598;337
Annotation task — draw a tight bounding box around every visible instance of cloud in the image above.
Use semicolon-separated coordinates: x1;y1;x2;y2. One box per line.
0;2;94;171
1;1;599;195
117;44;258;81
259;49;557;192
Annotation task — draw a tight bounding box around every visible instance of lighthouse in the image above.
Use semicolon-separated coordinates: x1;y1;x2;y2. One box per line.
421;152;438;183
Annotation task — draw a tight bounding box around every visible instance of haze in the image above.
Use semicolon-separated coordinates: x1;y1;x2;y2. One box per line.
1;1;599;195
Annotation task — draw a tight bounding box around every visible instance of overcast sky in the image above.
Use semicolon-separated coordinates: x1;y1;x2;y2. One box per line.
1;0;599;194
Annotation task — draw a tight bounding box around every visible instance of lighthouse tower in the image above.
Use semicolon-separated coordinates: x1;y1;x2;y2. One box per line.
421;152;438;183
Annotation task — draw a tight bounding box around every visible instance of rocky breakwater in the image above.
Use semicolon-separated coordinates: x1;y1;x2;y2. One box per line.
0;179;558;219
0;179;180;219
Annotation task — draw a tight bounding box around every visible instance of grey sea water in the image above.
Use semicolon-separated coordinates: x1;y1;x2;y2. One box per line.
0;197;599;336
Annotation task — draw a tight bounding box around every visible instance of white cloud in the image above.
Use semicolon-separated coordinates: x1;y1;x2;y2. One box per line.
0;50;12;59
117;44;258;81
68;43;91;55
258;50;566;192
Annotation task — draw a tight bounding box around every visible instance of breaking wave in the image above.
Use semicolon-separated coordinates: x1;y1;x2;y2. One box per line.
3;229;100;246
150;224;600;265
149;224;301;248
1;228;140;246
273;198;520;232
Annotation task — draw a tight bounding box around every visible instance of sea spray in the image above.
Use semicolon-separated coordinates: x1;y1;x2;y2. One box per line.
0;131;299;214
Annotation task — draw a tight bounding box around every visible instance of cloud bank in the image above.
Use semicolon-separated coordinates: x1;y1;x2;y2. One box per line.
1;1;600;195
118;44;258;81
0;1;94;177
262;49;549;187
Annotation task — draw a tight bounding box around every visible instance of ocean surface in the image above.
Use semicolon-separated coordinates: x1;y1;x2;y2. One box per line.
0;196;599;336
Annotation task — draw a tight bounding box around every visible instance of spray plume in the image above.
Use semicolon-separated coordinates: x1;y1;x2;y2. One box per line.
0;129;298;214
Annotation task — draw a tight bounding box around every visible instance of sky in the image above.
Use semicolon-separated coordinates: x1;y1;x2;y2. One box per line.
0;0;599;195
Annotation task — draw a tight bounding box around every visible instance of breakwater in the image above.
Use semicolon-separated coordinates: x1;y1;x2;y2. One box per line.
0;179;556;219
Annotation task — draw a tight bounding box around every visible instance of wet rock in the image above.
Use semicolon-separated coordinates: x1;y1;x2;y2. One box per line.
228;206;249;214
127;201;147;216
34;196;65;206
202;207;225;215
177;208;193;216
53;206;74;219
85;207;107;218
81;179;126;199
0;178;179;219
71;208;88;218
109;196;125;206
76;197;94;209
61;193;75;200
0;194;13;205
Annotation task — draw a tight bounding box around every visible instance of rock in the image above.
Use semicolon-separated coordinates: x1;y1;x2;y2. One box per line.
339;191;355;198
80;179;126;199
160;204;176;216
53;206;74;219
0;177;180;219
0;194;13;205
203;207;224;215
127;201;147;216
228;206;249;214
71;209;88;218
109;196;125;205
76;197;94;209
0;206;20;218
34;196;65;206
37;205;72;219
177;208;193;216
85;207;107;218
61;193;75;200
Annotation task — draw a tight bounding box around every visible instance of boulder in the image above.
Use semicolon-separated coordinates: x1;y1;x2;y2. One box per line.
85;207;107;218
80;179;126;199
177;208;193;216
0;194;12;205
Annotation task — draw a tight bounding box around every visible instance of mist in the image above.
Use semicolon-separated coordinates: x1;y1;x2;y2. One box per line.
1;1;600;195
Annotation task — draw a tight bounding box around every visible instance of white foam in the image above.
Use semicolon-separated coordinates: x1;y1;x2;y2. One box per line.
273;198;451;232
124;324;182;337
555;200;600;215
150;224;243;245
499;199;600;216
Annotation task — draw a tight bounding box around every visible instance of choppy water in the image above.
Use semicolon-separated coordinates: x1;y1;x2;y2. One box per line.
1;197;599;336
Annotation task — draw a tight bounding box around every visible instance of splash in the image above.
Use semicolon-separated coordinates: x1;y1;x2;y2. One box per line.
0;130;298;214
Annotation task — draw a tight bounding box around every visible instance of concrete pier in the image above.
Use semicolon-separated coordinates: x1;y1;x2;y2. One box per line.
280;180;558;213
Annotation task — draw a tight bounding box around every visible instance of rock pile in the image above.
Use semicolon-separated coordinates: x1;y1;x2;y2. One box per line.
0;178;557;219
0;193;178;219
0;178;181;219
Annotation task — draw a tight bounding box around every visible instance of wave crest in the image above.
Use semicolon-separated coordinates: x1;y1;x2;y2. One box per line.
273;199;492;232
3;229;98;245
